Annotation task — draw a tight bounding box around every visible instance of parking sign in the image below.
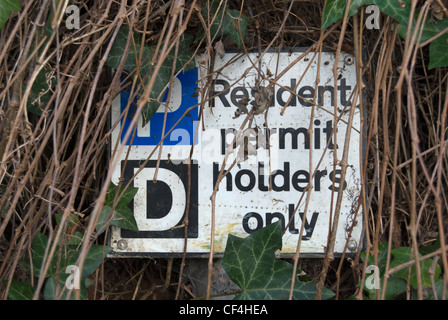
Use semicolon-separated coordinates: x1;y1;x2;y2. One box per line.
110;49;364;257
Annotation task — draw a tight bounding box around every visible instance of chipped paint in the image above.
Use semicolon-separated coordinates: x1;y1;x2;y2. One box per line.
109;49;364;257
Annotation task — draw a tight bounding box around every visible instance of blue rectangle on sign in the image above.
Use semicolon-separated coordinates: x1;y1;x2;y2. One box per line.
119;68;199;146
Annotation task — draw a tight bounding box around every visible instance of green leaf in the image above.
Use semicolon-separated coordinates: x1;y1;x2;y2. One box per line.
106;28;195;125
26;230;112;300
106;28;153;75
44;0;63;37
0;0;21;30
43;275;88;300
31;232;52;276
80;244;113;278
55;213;79;229
223;9;252;47
374;0;412;25
427;29;448;69
419;238;441;256
168;33;196;73
321;0;410;30
396;9;448;69
96;182;139;233
426;278;448;300
360;242;442;298
0;185;9;218
360;241;390;275
65;231;84;246
322;0;448;68
24;1;61;116
43;244;111;300
30;231;112;276
30;233;79;277
197;0;252;47
321;0;375;29
363;275;407;300
382;276;407;300
222;221;335;300
4;279;34;300
27;66;55;116
390;246;441;289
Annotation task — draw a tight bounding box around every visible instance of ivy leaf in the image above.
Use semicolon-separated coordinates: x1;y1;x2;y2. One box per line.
322;0;448;68
30;232;81;278
390;246;441;289
106;28;195;125
419;238;441;256
321;0;410;30
26;65;56;116
43;275;87;300
359;271;407;300
395;6;448;69
223;9;252;47
81;244;113;277
361;242;442;298
0;0;21;30
374;0;412;25
0;185;9;218
26;231;112;300
360;242;408;299
321;0;375;29
222;221;335;300
96;182;139;233
30;232;112;278
30;232;52;277
197;0;252;47
25;0;63;116
106;28;153;75
55;213;79;230
167;33;196;73
426;278;448;300
3;279;34;300
427;29;448;69
360;241;390;275
376;0;448;68
44;0;63;36
43;245;112;300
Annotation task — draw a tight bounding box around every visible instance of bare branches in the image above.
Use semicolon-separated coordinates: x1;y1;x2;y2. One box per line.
0;0;447;301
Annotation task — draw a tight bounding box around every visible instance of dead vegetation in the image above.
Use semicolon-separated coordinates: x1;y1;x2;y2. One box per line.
0;0;447;300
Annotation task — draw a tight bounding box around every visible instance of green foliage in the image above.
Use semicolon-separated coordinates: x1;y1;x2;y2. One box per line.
222;221;335;300
4;229;112;300
96;182;139;233
196;0;252;47
25;1;61;116
3;181;138;300
321;0;375;30
31;232;112;300
27;66;55;116
0;185;8;218
4;279;34;300
390;247;440;289
106;1;251;125
106;28;195;125
321;0;448;69
0;0;21;30
359;241;444;300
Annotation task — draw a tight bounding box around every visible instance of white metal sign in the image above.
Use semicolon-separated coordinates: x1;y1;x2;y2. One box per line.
110;49;364;256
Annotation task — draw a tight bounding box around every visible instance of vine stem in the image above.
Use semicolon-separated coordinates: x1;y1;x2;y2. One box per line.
33;0;128;299
315;0;353;300
382;1;429;300
288;34;323;300
207;108;255;299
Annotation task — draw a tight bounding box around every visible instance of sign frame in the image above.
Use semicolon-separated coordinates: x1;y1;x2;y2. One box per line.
107;48;367;258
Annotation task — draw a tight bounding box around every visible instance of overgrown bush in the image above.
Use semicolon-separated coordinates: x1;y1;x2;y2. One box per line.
0;0;447;300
